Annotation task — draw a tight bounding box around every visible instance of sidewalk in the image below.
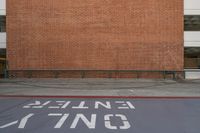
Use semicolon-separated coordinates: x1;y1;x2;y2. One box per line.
0;78;200;96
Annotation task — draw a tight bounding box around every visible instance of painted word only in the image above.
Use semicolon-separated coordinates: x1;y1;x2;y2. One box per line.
0;113;131;130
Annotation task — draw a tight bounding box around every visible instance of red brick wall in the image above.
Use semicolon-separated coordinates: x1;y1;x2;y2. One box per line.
7;0;184;77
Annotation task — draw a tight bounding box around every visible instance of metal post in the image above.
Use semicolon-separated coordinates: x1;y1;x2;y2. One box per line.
4;69;8;78
163;71;166;79
81;71;85;78
173;72;176;80
54;71;59;78
137;71;140;79
28;70;33;78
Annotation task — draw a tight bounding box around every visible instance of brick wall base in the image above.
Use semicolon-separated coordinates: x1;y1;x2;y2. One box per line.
8;70;184;79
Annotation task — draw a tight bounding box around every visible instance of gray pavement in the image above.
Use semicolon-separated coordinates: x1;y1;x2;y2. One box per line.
0;78;200;96
1;97;200;133
1;79;200;133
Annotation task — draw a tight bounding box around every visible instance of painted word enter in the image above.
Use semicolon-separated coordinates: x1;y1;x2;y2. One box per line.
23;100;135;110
0;113;130;130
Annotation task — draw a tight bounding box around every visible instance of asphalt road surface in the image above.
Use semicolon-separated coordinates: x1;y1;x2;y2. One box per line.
0;96;200;133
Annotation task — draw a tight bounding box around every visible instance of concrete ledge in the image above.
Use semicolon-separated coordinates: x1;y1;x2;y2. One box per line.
185;69;200;79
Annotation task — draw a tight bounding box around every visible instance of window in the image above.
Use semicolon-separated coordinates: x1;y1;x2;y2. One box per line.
184;48;200;69
184;15;200;31
0;16;6;32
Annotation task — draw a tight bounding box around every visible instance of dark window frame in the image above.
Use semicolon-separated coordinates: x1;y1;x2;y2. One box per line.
184;15;200;31
184;47;200;69
0;15;6;32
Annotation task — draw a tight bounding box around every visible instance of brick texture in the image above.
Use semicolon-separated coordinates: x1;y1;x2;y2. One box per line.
7;0;184;78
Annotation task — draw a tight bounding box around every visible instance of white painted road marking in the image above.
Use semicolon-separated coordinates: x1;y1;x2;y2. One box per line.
104;114;131;129
0;114;34;129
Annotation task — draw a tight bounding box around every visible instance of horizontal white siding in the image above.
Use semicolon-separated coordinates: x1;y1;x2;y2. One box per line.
184;32;200;47
0;33;6;48
184;0;200;9
184;0;200;15
0;0;5;15
185;10;200;15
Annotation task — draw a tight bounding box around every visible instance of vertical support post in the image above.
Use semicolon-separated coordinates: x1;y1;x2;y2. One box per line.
173;71;176;80
183;71;186;79
108;71;112;78
163;71;166;79
81;70;85;78
28;70;33;78
4;69;8;78
4;60;8;78
137;71;140;79
54;71;59;78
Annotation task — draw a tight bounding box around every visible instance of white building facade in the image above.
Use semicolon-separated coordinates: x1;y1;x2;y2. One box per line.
184;0;200;79
0;0;6;49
